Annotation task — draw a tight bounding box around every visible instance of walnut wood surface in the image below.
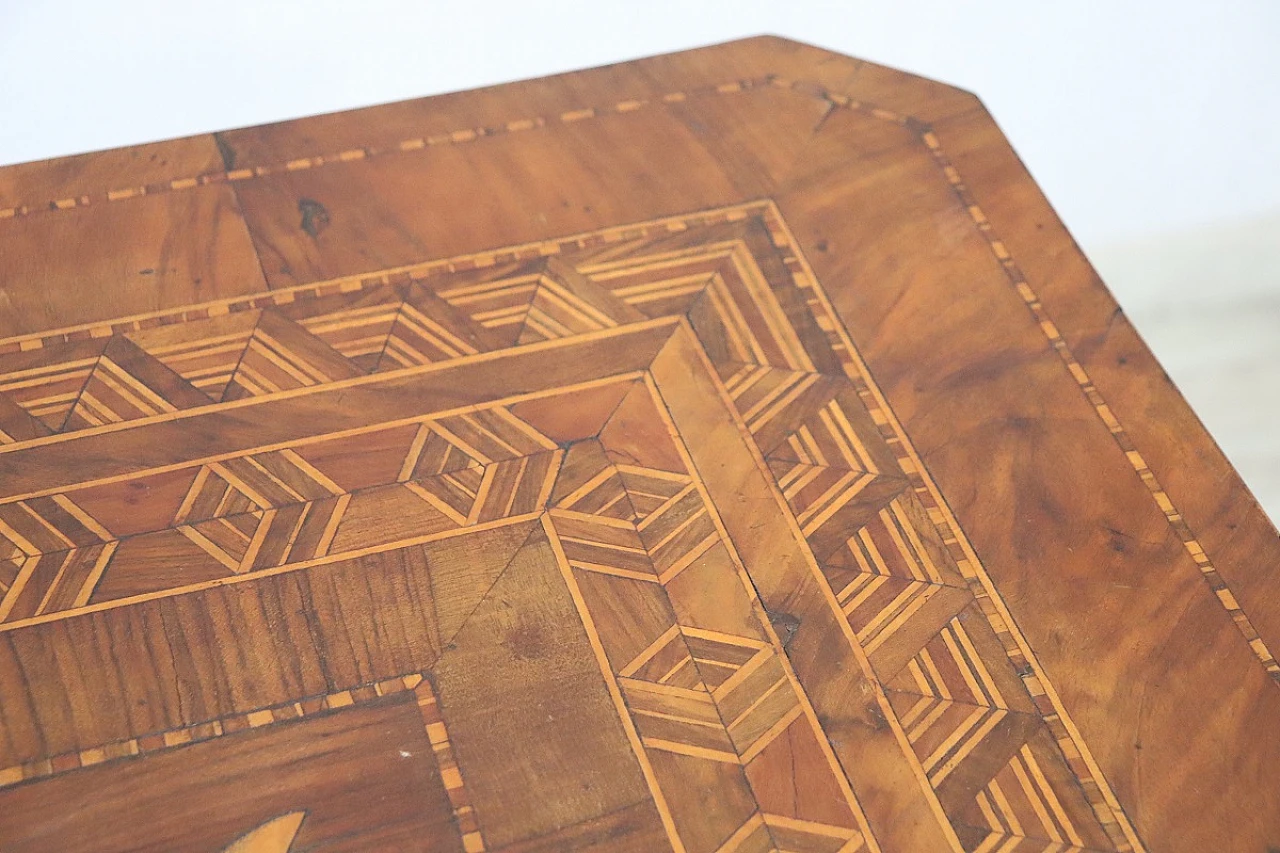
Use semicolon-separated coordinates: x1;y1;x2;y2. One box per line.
0;36;1275;853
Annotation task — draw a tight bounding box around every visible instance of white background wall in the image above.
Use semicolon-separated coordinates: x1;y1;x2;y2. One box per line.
2;0;1278;515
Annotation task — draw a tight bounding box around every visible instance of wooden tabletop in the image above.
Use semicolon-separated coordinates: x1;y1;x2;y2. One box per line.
0;36;1275;853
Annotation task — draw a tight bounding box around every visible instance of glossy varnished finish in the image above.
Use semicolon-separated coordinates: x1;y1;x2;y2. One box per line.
0;36;1274;853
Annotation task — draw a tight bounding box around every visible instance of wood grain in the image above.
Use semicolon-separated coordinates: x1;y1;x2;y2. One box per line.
0;693;461;853
0;35;1274;852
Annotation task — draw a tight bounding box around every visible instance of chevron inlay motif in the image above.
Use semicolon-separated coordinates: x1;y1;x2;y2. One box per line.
0;402;560;624
0;203;1140;853
545;429;870;853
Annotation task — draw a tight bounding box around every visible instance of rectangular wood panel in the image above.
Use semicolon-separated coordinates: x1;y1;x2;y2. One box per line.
0;693;462;853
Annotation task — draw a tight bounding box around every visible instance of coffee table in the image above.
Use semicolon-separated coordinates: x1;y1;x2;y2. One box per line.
0;36;1275;853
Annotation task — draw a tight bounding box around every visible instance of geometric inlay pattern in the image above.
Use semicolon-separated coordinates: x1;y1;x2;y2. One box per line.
0;202;1141;853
